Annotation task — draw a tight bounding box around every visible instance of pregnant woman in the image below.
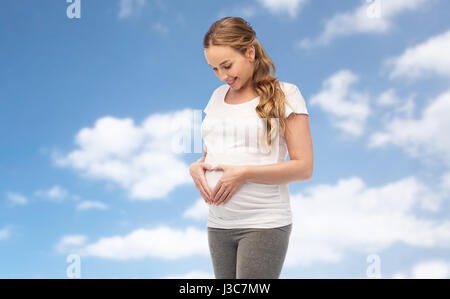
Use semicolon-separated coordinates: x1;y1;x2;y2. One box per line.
189;17;314;279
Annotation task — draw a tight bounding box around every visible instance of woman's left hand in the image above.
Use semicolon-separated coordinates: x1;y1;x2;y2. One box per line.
210;164;248;205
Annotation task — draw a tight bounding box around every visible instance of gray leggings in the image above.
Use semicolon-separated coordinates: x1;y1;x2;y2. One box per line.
207;223;292;279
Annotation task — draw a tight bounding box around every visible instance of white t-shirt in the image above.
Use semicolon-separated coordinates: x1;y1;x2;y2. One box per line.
201;81;309;229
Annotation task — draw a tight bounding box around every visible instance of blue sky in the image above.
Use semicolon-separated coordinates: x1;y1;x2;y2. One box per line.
1;0;450;278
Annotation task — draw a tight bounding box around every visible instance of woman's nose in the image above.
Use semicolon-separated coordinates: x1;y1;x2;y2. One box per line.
216;70;228;81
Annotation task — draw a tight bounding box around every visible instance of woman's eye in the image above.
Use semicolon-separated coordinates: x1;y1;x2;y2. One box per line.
212;64;232;71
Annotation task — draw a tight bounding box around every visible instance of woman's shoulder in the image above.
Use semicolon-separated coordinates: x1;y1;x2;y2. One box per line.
279;81;299;93
278;81;308;117
204;84;228;114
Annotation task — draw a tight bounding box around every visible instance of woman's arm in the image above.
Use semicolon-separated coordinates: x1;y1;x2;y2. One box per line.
243;113;313;185
242;160;311;185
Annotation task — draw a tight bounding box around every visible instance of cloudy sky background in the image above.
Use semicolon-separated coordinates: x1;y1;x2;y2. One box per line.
1;0;449;278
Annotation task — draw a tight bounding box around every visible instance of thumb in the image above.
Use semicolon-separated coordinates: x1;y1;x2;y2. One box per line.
204;164;214;170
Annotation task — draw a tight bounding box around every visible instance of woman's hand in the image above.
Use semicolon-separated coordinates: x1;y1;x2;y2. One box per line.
190;161;214;204
210;164;248;206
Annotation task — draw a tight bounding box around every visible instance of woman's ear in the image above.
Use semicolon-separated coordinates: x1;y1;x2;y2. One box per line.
247;46;255;62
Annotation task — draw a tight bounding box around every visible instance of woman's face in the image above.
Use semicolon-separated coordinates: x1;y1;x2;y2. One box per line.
204;45;255;91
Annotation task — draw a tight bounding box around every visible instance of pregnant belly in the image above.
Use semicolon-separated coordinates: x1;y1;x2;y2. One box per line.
204;170;283;220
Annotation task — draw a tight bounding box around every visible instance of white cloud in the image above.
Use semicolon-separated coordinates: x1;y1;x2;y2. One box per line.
5;192;27;206
439;172;450;196
218;0;305;20
393;259;450;278
377;88;401;107
309;69;371;137
257;0;307;18
58;225;208;260
369;90;450;167
52;110;199;200
35;185;68;202
386;29;450;79
299;0;428;48
376;88;417;121
284;175;450;267
217;6;257;19
0;227;10;240
55;235;88;254
118;0;146;19
76;200;109;211
393;95;416;119
161;270;215;279
183;198;209;221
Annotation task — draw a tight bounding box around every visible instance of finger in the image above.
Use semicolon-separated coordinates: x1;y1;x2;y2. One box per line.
215;186;228;205
211;182;222;202
199;175;212;199
213;185;226;204
202;163;214;171
200;188;211;204
200;190;211;204
216;189;231;205
220;187;235;205
219;183;239;205
196;180;211;204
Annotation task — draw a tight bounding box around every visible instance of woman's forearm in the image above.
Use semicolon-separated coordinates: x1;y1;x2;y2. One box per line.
243;160;312;185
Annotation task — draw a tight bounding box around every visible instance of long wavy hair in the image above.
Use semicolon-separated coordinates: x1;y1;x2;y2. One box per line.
203;16;294;147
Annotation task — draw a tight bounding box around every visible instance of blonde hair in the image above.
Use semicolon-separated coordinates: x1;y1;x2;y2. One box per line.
203;16;295;147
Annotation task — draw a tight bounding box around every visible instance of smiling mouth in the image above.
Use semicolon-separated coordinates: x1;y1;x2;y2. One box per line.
227;77;237;84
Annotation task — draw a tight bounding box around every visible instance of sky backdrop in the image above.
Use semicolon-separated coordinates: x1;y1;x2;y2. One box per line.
1;0;450;278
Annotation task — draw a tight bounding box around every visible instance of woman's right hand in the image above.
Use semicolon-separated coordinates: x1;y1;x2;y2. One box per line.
190;161;214;204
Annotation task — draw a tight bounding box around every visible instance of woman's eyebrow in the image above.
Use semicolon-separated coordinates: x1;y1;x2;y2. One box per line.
208;59;230;67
